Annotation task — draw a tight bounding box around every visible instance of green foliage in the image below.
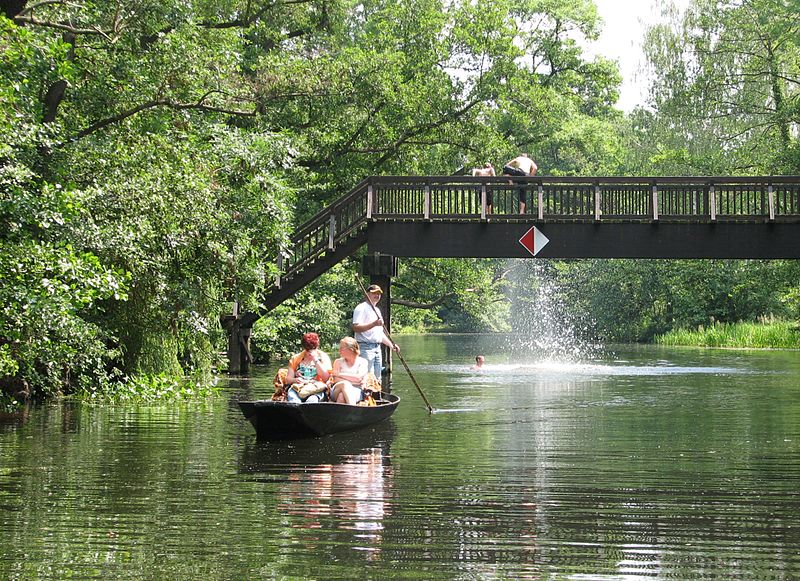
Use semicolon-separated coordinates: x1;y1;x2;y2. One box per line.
0;234;127;395
0;392;22;413
3;0;799;403
392;258;510;333
1;30;130;396
252;291;348;363
74;373;219;403
635;0;800;174
21;0;790;399
2;6;294;397
251;262;358;362
656;320;800;349
549;259;800;343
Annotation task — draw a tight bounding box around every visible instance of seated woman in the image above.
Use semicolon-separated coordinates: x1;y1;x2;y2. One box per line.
285;332;332;403
331;337;369;405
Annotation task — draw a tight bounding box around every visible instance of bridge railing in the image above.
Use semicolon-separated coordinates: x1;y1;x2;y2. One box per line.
370;176;800;221
277;180;370;286
274;176;800;289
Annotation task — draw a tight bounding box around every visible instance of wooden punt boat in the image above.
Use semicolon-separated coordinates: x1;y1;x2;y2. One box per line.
238;393;400;439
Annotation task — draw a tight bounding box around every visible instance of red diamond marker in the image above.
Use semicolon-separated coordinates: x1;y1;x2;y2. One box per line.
519;226;550;257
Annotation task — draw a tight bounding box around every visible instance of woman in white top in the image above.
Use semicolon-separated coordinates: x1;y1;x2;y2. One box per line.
331;337;369;405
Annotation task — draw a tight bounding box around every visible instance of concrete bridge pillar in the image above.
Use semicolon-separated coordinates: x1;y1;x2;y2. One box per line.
361;252;398;391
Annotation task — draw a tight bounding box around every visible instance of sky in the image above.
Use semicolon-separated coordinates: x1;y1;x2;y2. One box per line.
589;0;690;112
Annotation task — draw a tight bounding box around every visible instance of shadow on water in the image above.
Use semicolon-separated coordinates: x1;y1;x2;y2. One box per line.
0;406;30;431
238;420;397;475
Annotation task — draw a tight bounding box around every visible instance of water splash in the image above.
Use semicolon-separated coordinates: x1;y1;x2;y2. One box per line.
503;259;601;362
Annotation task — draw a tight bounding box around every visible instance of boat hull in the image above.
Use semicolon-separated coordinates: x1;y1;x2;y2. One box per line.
238;394;400;439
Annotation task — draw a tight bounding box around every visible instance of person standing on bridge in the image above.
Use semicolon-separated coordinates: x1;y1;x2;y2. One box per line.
472;162;496;214
352;284;400;379
502;153;538;214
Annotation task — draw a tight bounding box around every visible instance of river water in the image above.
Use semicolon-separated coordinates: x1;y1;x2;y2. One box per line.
1;335;799;579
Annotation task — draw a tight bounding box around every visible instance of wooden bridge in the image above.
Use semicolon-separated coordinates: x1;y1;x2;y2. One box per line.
225;175;800;371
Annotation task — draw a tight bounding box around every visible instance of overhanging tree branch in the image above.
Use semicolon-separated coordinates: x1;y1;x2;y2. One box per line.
17;0;73;16
15;0;127;42
392;293;458;309
140;0;319;46
63;93;257;145
14;14;107;35
372;98;483;167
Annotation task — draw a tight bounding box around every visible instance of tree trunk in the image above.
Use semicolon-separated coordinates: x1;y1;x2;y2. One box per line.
3;0;27;19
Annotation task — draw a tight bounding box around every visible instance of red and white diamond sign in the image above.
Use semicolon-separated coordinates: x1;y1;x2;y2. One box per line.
519;226;549;257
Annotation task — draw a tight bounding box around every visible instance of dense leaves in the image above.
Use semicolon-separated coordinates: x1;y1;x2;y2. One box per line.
2;0;798;402
546;260;800;343
2;4;296;396
636;0;800;175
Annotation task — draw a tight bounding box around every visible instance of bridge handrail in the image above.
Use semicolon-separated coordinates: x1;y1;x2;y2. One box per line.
291;178;370;240
369;175;800;184
278;179;370;283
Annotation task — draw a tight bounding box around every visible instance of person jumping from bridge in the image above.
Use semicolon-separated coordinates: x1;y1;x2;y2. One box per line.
502;153;538;214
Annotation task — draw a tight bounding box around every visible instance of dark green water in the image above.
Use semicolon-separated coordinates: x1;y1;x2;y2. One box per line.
1;335;799;579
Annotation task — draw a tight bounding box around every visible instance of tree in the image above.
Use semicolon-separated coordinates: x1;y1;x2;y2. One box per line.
2;4;298;395
641;0;800;174
1;20;128;396
2;0;628;396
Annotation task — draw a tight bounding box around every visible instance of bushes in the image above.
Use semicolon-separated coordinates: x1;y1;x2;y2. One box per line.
251;264;357;363
550;259;800;343
0;173;129;401
74;373;218;403
0;15;292;401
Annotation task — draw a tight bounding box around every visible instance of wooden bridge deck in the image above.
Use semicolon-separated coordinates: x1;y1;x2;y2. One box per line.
264;176;800;312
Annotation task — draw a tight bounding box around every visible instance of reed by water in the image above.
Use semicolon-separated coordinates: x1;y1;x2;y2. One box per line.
656;320;800;349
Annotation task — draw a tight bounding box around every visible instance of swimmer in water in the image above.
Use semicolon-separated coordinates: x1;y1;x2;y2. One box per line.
470;355;485;370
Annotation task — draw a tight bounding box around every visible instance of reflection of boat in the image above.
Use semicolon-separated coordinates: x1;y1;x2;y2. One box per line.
238;394;400;439
238;422;396;472
238;425;395;547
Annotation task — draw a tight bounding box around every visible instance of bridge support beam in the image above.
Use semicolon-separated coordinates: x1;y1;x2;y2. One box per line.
221;303;256;374
361;252;398;391
367;222;800;259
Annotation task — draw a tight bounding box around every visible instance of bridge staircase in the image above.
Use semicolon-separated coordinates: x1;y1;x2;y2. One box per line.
260;179;371;313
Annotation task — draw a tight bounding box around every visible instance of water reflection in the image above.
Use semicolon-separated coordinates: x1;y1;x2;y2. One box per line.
0;406;30;432
1;339;799;579
240;424;395;559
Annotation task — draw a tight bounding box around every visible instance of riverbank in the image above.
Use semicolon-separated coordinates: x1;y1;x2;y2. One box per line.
655;320;800;349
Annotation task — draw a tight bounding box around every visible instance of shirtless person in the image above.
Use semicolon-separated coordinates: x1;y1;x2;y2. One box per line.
471;162;496;213
502;153;538;214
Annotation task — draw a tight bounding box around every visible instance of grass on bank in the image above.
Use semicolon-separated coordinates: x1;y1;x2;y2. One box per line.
73;373;219;403
655;320;800;349
1;375;219;412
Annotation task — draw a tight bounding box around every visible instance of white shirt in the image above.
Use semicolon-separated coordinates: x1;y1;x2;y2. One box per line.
353;301;385;344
